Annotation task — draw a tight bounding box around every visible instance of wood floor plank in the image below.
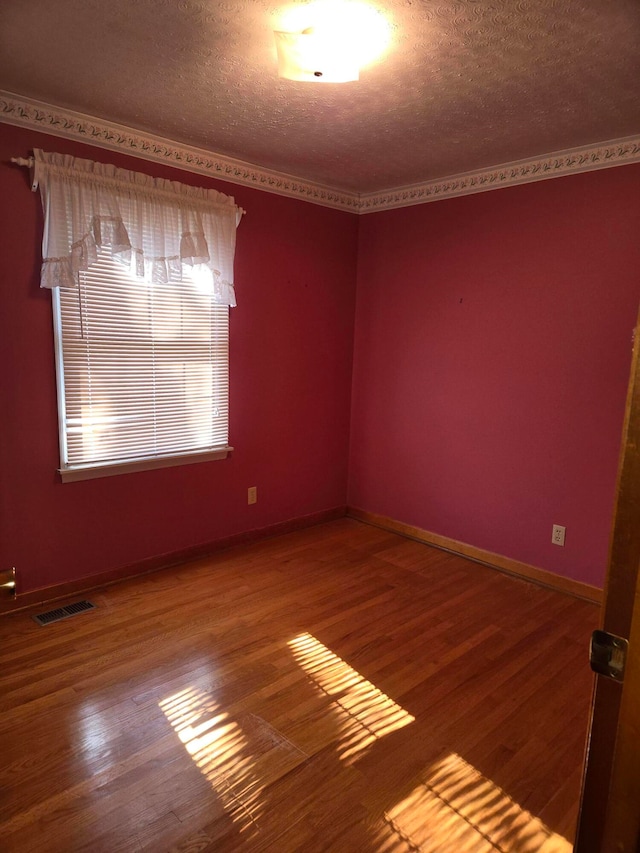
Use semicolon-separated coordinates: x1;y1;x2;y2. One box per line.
0;518;598;851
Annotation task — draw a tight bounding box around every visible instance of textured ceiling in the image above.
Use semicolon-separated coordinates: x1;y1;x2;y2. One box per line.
1;0;639;193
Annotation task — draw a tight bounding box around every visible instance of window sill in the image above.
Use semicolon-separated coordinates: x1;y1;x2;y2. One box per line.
58;446;233;482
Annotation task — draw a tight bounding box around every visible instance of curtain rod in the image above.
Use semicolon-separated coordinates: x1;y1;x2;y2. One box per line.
10;156;246;215
10;156;37;190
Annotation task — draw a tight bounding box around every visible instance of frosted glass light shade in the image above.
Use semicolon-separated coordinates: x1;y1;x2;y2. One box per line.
274;30;359;82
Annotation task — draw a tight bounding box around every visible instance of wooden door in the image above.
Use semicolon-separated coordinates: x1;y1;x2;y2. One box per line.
575;313;640;853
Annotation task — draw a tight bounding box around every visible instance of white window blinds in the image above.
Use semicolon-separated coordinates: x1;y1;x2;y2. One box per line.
55;249;230;475
32;149;243;481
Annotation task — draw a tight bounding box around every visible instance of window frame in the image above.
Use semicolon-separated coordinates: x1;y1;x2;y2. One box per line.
51;265;233;484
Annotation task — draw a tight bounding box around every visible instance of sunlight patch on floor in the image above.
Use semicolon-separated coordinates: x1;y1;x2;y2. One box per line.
375;752;571;853
159;686;264;832
289;632;414;763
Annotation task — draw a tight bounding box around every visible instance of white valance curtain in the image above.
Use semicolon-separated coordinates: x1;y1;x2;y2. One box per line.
34;149;243;306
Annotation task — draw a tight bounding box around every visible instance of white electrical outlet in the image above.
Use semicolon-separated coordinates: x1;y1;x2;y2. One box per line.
248;486;257;505
552;524;566;546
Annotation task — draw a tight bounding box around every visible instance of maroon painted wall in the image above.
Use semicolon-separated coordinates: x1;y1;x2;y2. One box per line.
0;124;359;593
3;119;639;596
348;166;640;588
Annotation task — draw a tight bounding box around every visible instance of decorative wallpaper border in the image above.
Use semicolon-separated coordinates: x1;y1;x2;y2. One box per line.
359;137;640;213
2;92;640;213
0;92;360;212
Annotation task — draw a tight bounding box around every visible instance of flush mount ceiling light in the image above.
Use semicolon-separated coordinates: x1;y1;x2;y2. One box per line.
275;28;359;82
274;1;390;83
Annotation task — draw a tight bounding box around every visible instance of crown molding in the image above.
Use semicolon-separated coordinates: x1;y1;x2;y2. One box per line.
359;136;640;212
2;92;640;214
0;92;360;212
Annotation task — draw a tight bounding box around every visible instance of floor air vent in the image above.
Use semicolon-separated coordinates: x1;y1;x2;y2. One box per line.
32;600;96;626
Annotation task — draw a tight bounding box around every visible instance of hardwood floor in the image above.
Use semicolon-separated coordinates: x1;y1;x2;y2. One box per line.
0;519;599;852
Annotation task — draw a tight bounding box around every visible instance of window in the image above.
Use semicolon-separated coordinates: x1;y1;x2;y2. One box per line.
32;149;242;481
54;250;230;481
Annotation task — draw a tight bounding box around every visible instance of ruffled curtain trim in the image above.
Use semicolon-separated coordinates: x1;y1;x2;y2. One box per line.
34;149;241;306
